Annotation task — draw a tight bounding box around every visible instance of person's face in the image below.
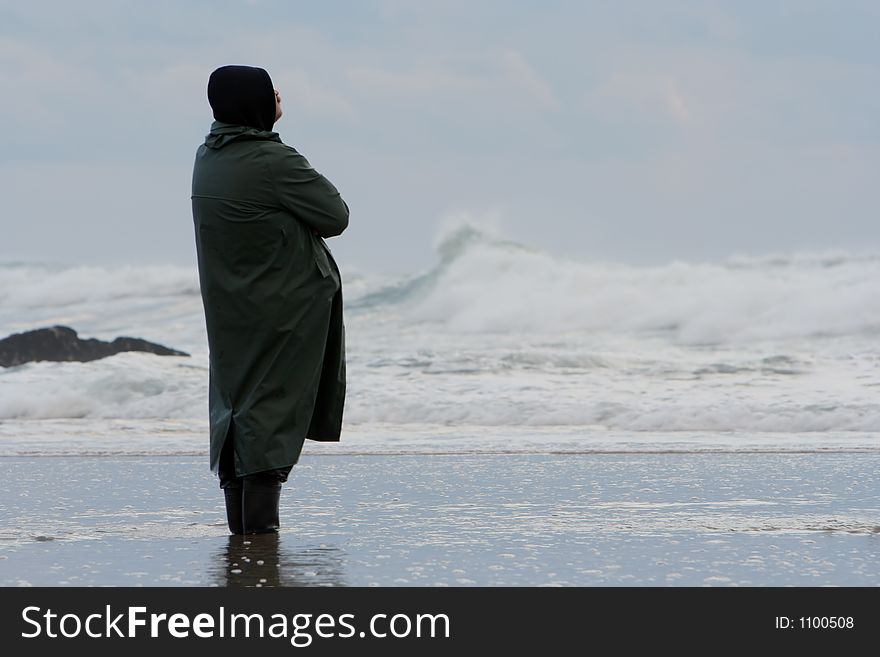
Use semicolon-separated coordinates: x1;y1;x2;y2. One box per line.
274;89;283;122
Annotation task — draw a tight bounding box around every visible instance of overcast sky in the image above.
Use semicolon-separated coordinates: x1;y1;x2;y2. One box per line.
1;0;878;273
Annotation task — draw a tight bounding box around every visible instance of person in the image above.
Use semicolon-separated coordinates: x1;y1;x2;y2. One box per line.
191;65;349;534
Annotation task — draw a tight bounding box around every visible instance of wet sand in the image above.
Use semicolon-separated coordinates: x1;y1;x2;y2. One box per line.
0;453;878;586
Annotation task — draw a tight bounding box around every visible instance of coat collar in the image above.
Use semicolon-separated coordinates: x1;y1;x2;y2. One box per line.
204;121;281;148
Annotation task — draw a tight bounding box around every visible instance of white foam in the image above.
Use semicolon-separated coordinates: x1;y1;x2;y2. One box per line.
0;262;199;308
0;353;205;420
1;223;879;437
396;226;880;343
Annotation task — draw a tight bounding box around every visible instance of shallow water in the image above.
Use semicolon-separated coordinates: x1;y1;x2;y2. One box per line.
0;453;877;586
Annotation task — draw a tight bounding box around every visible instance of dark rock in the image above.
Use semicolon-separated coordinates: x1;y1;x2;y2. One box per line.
0;325;190;367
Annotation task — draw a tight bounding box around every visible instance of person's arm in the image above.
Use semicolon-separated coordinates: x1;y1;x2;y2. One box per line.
272;146;349;238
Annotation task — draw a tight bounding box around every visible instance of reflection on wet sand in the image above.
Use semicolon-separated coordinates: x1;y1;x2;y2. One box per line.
3;454;880;586
212;533;347;587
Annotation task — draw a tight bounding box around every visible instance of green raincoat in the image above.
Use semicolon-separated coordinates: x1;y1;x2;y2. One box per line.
191;121;349;477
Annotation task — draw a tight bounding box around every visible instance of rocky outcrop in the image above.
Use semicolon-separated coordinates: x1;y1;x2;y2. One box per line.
0;325;190;367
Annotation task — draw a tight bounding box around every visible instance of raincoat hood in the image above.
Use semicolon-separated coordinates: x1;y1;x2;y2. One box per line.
207;65;277;132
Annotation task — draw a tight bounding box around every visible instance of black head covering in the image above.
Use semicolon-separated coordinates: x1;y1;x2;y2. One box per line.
207;65;276;131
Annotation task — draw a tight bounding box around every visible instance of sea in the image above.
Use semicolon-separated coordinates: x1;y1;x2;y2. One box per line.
1;223;878;458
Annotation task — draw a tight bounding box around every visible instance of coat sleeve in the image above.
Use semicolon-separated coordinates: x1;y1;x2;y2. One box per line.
271;146;350;238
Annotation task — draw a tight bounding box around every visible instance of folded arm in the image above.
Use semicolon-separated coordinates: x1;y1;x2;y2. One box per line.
272;147;350;238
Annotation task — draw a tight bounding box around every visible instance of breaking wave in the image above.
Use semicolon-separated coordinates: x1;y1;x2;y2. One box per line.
352;224;880;343
4;224;880;344
2;222;879;436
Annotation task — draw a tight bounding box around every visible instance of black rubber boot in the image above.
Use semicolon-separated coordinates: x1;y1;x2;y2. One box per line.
223;486;244;535
241;479;282;534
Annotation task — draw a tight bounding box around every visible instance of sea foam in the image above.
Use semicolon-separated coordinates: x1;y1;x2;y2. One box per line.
1;224;879;438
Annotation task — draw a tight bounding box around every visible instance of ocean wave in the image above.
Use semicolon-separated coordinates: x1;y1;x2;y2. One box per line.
4;224;880;343
2;222;879;436
0;353;205;420
351;224;880;343
0;262;201;309
2;350;878;433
